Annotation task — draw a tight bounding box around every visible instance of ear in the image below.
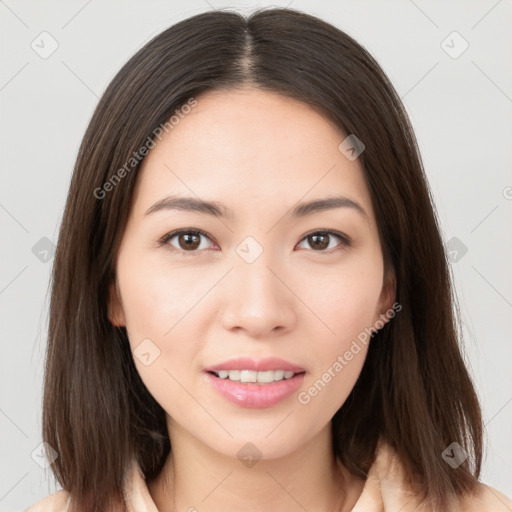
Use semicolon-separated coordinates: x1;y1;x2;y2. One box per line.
374;268;397;327
108;279;126;327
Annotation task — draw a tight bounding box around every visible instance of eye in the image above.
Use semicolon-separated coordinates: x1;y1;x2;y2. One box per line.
159;229;217;255
296;230;350;254
158;228;351;256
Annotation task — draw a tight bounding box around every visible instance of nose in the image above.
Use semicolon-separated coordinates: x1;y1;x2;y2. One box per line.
220;252;297;339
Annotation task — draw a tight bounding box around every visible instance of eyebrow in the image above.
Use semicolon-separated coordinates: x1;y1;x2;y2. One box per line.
145;195;368;219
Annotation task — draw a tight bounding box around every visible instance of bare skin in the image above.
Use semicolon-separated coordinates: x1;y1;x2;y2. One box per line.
109;87;395;511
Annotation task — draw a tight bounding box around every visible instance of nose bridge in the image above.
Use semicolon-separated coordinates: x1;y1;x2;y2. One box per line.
233;240;284;303
220;236;295;334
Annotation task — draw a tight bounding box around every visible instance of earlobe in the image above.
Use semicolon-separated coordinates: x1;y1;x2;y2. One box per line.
108;280;126;327
384;270;397;311
376;269;397;325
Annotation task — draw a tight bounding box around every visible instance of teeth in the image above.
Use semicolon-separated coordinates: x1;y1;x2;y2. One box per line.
240;370;257;383
214;369;299;383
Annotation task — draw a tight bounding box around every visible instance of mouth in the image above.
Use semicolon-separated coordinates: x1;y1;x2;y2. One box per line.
204;370;306;409
206;369;305;384
203;357;306;408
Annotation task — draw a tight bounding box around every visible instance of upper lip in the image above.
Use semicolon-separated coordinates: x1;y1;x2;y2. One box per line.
204;357;306;373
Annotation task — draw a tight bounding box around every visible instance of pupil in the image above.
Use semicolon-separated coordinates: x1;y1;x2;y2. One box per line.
311;234;328;250
176;233;330;251
180;233;200;250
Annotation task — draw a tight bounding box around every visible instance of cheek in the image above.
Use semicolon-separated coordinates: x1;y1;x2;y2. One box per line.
295;260;381;409
299;257;383;344
118;251;213;340
298;291;373;417
116;255;207;393
118;265;201;420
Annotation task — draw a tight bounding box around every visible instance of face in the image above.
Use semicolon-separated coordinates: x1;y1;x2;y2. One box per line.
109;87;395;460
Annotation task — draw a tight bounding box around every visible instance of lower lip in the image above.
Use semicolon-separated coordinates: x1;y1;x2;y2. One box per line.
204;371;305;408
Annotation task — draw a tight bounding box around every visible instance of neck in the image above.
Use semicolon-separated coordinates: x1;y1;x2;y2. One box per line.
148;418;365;512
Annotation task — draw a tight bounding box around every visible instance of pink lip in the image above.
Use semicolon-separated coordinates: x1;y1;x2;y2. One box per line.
204;371;305;408
204;357;305;373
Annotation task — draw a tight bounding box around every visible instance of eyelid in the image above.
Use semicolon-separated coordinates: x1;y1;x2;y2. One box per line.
158;228;217;255
158;228;351;255
297;229;351;254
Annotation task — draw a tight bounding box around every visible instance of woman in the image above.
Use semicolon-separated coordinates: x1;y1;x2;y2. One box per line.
26;7;512;512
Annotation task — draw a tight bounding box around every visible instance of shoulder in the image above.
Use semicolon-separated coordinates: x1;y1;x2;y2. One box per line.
24;489;71;512
457;481;512;511
366;440;512;511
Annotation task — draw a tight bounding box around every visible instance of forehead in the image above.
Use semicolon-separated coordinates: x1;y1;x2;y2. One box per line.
131;88;374;222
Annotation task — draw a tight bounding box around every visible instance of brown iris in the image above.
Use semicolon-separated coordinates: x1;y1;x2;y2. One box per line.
178;232;202;250
307;233;330;251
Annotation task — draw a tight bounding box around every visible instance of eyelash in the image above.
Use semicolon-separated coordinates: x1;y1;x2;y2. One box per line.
158;228;351;256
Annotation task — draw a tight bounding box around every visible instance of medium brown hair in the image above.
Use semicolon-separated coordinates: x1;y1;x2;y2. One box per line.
43;7;483;512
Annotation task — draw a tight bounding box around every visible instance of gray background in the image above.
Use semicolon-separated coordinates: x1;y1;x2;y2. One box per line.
1;0;511;510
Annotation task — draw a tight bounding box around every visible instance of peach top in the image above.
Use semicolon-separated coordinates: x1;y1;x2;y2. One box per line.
25;441;512;512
